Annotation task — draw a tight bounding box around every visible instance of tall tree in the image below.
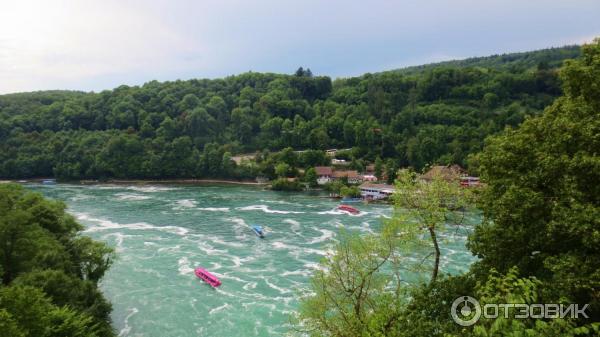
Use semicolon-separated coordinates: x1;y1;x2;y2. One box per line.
393;170;473;283
471;39;600;320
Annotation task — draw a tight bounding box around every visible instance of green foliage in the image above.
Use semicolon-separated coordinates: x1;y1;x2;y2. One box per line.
0;46;580;180
295;221;412;337
470;39;600;321
0;184;114;336
395;45;581;75
445;268;600;337
324;180;347;196
339;185;360;198
270;178;303;191
0;285;101;337
275;163;292;178
296;41;599;337
394;169;474;282
0;308;25;337
303;167;318;188
374;157;383;180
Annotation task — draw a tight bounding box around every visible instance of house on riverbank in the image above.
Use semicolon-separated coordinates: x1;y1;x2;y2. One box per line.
315;166;333;185
333;170;362;184
420;164;480;187
420;164;465;182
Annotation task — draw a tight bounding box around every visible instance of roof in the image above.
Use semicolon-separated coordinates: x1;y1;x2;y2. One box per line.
315;166;333;175
359;183;395;191
420;164;465;182
333;170;359;178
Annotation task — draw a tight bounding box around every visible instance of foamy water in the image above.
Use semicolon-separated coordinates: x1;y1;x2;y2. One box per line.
28;183;478;337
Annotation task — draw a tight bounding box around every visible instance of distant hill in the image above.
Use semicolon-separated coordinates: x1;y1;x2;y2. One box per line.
391;45;581;74
0;44;584;180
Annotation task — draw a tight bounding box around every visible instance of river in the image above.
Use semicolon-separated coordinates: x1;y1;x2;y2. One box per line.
28;183;477;337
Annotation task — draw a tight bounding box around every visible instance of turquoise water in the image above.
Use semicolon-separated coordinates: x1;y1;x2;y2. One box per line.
29;183;477;337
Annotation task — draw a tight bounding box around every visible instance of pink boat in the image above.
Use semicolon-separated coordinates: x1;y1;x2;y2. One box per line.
195;267;221;287
338;204;360;214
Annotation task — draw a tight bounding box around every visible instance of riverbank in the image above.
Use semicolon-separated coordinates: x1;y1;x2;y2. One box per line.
8;178;268;186
12;178;395;203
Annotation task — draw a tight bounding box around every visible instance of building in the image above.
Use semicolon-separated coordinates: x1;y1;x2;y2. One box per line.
315;166;333;185
359;183;395;200
331;158;349;165
325;149;338;157
362;174;377;182
420;164;466;182
460;176;480;187
332;170;362;184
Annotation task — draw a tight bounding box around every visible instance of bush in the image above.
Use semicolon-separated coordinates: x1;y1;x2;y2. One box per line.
270;178;304;191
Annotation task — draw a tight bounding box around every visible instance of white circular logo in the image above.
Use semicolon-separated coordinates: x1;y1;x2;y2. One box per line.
451;296;481;326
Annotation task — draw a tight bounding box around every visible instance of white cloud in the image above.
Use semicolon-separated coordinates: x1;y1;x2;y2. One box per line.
0;0;207;93
0;0;599;94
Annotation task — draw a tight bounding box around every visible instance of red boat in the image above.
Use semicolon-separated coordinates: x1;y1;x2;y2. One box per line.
338;204;360;214
195;267;221;287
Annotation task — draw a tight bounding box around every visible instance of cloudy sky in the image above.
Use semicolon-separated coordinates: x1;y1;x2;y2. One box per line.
1;0;599;94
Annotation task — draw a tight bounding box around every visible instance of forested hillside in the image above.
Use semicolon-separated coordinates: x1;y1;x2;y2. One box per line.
0;46;581;180
394;45;581;74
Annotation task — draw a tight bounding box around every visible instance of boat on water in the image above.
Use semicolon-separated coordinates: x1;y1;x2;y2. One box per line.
252;225;265;238
42;179;56;185
338;204;360;214
194;267;221;287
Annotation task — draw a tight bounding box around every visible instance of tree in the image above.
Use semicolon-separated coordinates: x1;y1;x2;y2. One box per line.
471;39;600;320
0;309;25;337
270;178;303;191
278;147;298;167
156;116;178;140
304;167;318;188
374;156;383;180
340;185;361;198
384;158;398;184
0;185;115;336
221;152;236;177
275;162;291;178
446;268;600;337
393;170;473;283
295;221;412;337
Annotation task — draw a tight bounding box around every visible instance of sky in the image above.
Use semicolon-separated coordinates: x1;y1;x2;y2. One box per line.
1;0;599;94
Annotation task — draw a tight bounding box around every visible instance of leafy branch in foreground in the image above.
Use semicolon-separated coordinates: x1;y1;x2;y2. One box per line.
393;169;475;283
293;216;423;337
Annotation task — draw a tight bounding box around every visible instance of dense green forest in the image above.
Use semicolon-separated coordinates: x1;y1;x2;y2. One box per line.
297;40;599;336
0;46;581;180
394;45;581;74
0;184;115;337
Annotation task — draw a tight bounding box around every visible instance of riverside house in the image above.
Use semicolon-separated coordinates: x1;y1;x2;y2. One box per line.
332;170;362;184
420;164;466;182
315;166;333;185
420;164;480;187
